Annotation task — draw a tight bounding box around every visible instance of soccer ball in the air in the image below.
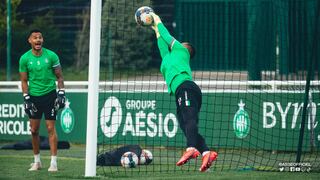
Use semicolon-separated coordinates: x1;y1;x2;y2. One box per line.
121;152;139;168
139;149;153;165
135;6;154;26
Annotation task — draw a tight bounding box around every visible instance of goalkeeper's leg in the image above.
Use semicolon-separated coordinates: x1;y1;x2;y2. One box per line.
46;120;58;172
29;119;42;171
175;86;201;166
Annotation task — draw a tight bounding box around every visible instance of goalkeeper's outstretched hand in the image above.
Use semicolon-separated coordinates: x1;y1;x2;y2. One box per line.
150;12;161;26
150;12;161;38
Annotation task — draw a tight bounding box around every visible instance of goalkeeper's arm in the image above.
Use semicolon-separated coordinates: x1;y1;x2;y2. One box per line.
151;13;176;49
151;19;169;58
157;37;169;59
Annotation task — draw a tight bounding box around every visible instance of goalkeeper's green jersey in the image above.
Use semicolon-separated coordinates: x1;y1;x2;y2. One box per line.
157;23;192;94
19;48;60;96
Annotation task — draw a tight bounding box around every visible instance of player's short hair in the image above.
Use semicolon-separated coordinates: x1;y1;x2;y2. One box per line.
28;29;42;38
182;42;196;59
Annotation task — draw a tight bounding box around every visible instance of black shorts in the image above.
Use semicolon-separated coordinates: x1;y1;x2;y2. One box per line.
175;80;202;125
29;90;57;120
175;80;202;111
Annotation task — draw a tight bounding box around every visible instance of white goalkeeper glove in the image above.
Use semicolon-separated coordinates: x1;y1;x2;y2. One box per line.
150;12;162;26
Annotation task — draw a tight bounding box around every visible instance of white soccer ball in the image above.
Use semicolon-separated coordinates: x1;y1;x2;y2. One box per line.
139;149;153;165
121;152;139;168
135;6;154;26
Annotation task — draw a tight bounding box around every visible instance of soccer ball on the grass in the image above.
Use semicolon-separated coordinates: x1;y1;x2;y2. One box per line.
121;152;139;168
139;149;153;165
135;6;154;26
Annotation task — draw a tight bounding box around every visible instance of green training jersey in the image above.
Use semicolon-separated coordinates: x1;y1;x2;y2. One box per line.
19;48;60;96
157;23;192;94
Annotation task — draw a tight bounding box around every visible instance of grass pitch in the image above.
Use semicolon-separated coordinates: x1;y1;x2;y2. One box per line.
0;142;319;180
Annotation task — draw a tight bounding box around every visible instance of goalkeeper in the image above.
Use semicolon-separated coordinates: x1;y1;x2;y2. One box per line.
150;13;217;172
19;29;66;172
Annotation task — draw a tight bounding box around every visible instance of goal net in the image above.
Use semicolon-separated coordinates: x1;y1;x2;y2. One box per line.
94;0;320;175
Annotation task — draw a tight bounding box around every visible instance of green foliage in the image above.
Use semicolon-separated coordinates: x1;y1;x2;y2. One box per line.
0;0;24;68
0;1;62;69
74;7;90;71
101;0;154;71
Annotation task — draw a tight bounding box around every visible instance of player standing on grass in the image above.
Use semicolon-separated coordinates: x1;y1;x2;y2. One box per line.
149;13;218;172
19;29;66;172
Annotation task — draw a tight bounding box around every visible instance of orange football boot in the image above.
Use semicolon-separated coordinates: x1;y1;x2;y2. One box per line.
176;147;200;166
199;151;218;172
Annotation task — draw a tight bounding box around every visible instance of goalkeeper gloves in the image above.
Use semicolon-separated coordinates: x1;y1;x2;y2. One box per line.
54;89;66;111
23;94;37;117
150;12;161;26
150;13;161;38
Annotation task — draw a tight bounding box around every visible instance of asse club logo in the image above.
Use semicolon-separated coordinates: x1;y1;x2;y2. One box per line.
233;100;250;139
60;100;75;134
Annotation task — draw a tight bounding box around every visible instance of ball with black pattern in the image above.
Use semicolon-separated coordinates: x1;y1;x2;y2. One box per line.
121;152;139;168
135;6;154;26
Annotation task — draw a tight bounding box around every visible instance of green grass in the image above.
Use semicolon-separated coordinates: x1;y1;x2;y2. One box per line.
0;142;319;180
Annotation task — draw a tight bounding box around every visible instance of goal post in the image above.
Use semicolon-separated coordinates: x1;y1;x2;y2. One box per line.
85;0;102;177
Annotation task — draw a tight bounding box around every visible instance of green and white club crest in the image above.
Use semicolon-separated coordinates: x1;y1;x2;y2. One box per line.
233;100;250;138
60;99;75;134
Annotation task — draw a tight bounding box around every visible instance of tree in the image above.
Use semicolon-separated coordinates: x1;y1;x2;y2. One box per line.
0;0;61;70
74;7;90;71
0;0;25;69
100;0;154;72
